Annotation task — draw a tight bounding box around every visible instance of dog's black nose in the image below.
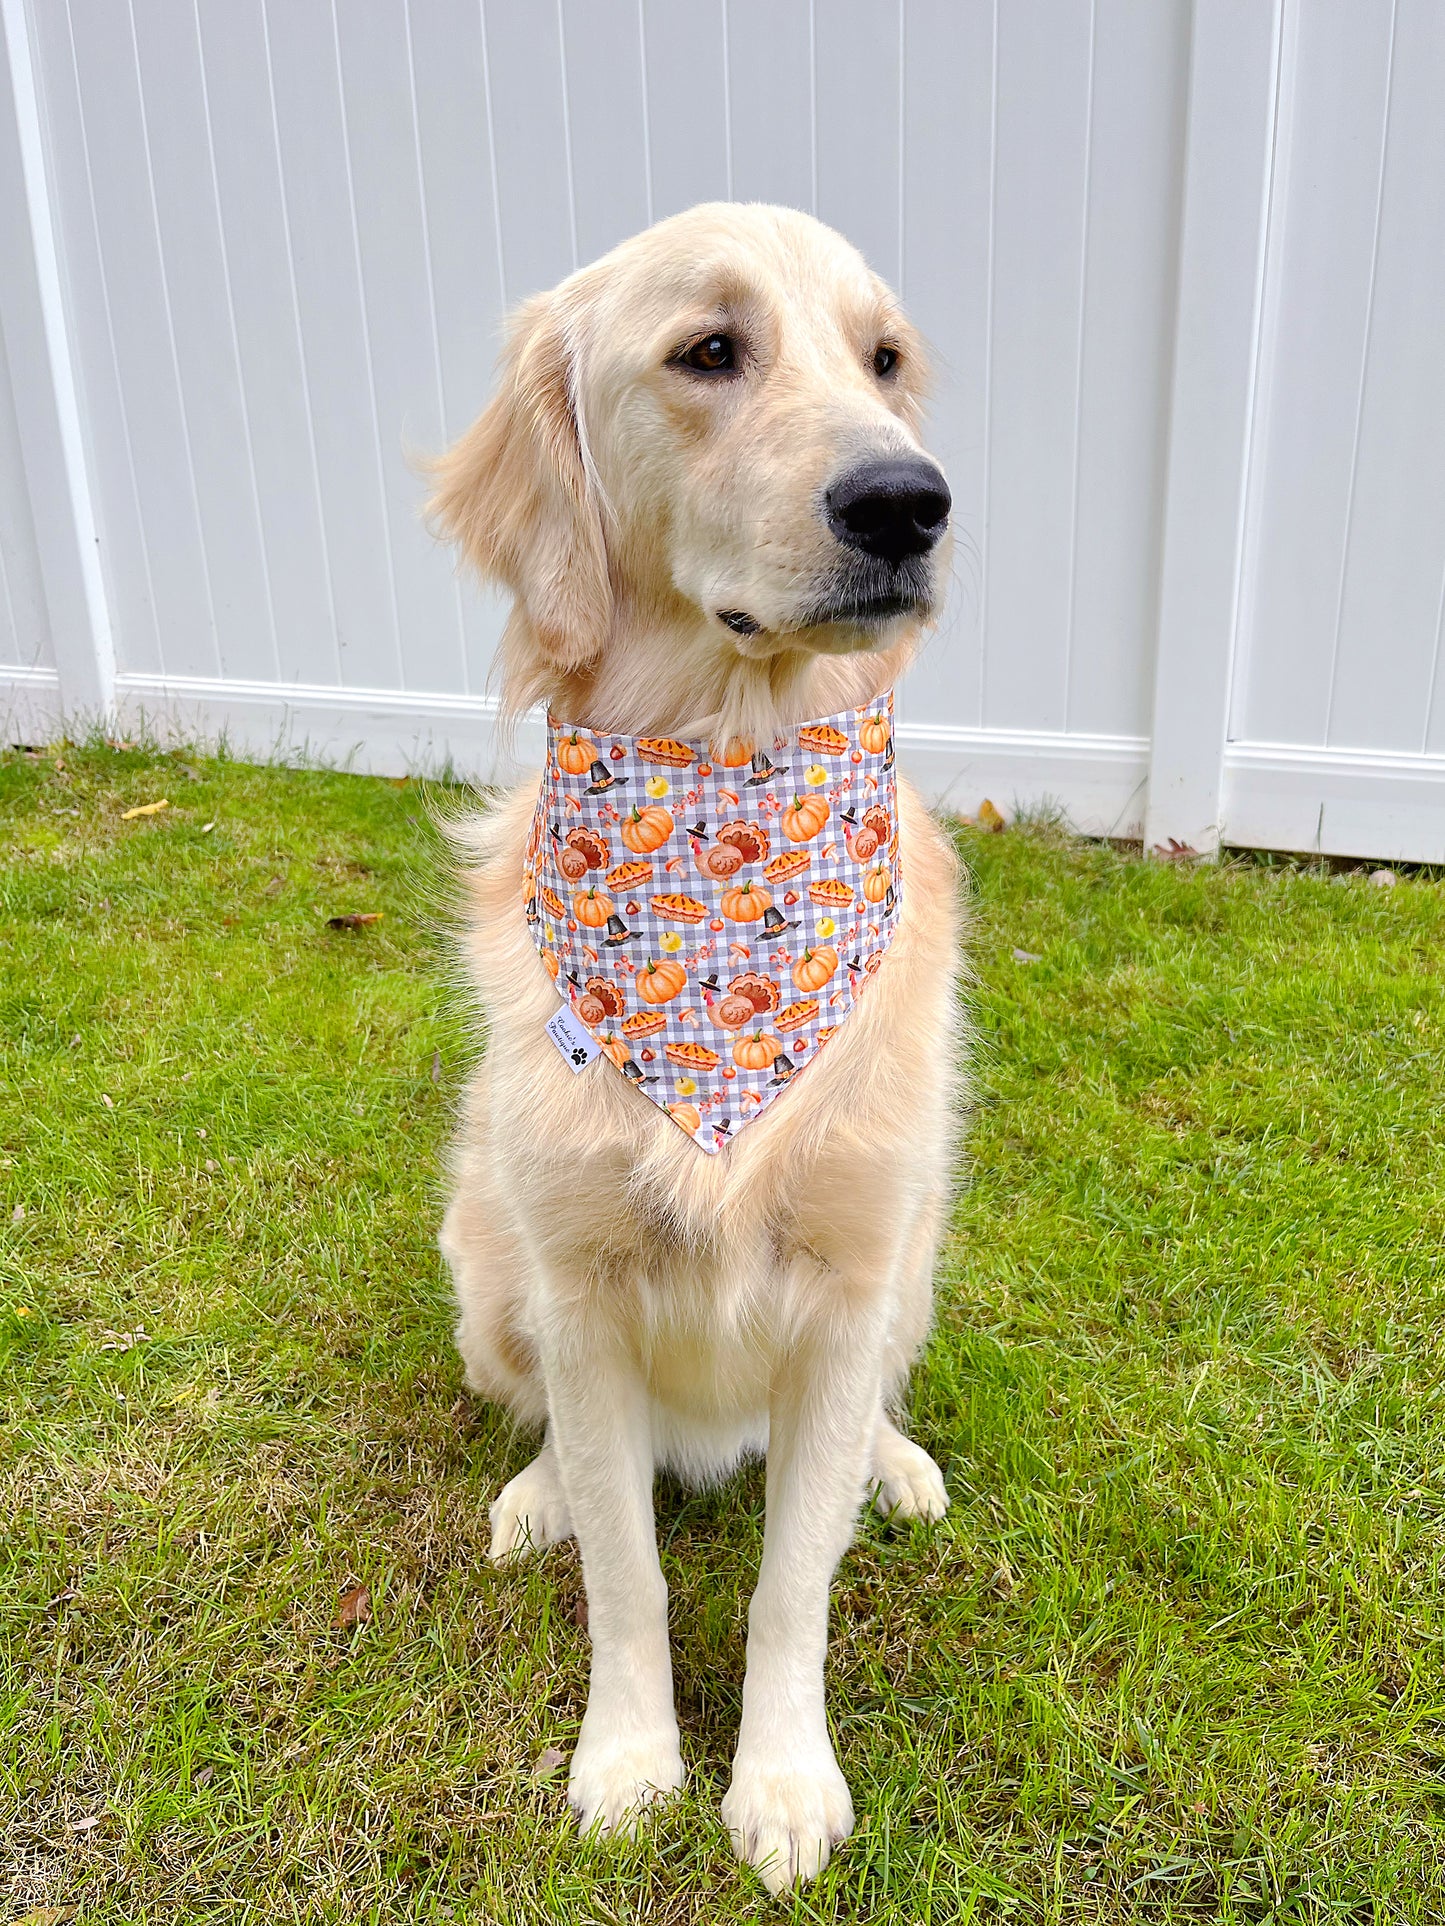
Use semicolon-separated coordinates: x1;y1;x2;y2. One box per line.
826;458;951;564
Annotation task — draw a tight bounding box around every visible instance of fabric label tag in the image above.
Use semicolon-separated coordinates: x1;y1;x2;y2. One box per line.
544;1002;602;1073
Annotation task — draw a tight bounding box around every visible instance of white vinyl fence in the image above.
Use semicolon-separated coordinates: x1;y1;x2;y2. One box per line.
2;0;1443;861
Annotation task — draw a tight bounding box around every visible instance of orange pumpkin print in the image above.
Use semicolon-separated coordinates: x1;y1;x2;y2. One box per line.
540;948;560;979
668;1102;702;1134
719;737;754;768
733;1031;784;1070
619;803;674;854
572;887;614;927
859;714;890;755
556;731;598;775
637;957;688;1004
781;793;829;843
599;1033;630;1068
720;879;772;922
862;862;891;903
792;945;839;992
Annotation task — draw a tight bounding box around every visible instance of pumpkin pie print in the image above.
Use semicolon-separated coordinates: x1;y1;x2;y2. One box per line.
526;692;903;1152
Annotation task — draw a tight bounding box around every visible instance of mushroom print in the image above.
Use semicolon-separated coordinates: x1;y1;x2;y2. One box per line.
525;691;903;1153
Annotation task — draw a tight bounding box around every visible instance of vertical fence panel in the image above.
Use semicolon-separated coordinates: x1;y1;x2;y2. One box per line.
724;0;815;212
265;0;403;692
131;0;278;686
559;1;651;265
982;2;1094;735
67;0;217;681
1144;0;1281;856
897;0;993;741
196;0;339;690
1064;0;1188;744
0;0;111;719
641;1;730;220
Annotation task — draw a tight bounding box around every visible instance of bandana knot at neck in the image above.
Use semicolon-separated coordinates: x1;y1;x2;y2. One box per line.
524;692;902;1154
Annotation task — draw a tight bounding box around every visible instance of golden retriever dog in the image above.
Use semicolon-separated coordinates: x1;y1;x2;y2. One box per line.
431;203;962;1893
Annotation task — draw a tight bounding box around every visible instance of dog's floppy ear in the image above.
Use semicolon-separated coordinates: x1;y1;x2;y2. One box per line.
428;292;610;673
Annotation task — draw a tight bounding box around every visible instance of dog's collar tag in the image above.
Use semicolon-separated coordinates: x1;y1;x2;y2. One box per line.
524;692;902;1152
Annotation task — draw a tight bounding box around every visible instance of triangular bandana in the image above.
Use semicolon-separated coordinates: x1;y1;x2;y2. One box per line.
524;693;903;1153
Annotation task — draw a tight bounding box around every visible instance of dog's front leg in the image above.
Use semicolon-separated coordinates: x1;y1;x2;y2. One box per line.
722;1289;885;1893
541;1329;683;1835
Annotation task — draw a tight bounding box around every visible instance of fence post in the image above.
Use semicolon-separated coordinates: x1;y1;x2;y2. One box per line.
0;0;114;721
1143;0;1283;857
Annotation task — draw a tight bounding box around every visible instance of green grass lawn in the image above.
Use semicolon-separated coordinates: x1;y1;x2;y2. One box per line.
3;741;1445;1925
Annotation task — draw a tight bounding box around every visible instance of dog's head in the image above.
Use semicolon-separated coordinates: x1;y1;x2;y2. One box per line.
429;204;950;717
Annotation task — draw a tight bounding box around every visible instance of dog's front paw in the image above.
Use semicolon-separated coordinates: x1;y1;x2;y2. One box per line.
872;1430;949;1522
568;1723;684;1839
721;1748;854;1894
489;1451;574;1563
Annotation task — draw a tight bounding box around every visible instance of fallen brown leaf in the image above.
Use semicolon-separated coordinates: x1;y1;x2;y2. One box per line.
977;798;1006;832
533;1745;568;1782
333;1582;371;1629
430;1049;442;1085
14;1909;76;1925
120;798;168;820
1151;837;1199;861
327;912;383;930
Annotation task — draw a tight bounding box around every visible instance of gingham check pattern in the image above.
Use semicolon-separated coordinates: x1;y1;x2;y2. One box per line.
526;692;902;1153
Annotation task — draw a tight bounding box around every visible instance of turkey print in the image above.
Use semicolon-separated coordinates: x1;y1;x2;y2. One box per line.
526;694;902;1153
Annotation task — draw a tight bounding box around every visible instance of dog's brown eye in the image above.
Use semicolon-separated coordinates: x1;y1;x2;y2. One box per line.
873;344;900;378
678;334;736;374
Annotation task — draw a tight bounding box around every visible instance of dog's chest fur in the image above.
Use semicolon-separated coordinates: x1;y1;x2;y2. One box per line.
452;772;964;1464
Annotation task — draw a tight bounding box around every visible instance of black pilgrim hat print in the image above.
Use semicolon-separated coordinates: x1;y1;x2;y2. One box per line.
759;906;797;937
601;913;636;946
768;1056;798;1086
585;760;624;794
883;882;898;915
620;1060;656;1085
696;972;721;993
684;819;709;840
744;752;777;785
881;735;895;771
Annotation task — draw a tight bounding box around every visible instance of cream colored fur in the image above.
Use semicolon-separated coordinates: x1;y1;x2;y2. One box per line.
431;204;964;1894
